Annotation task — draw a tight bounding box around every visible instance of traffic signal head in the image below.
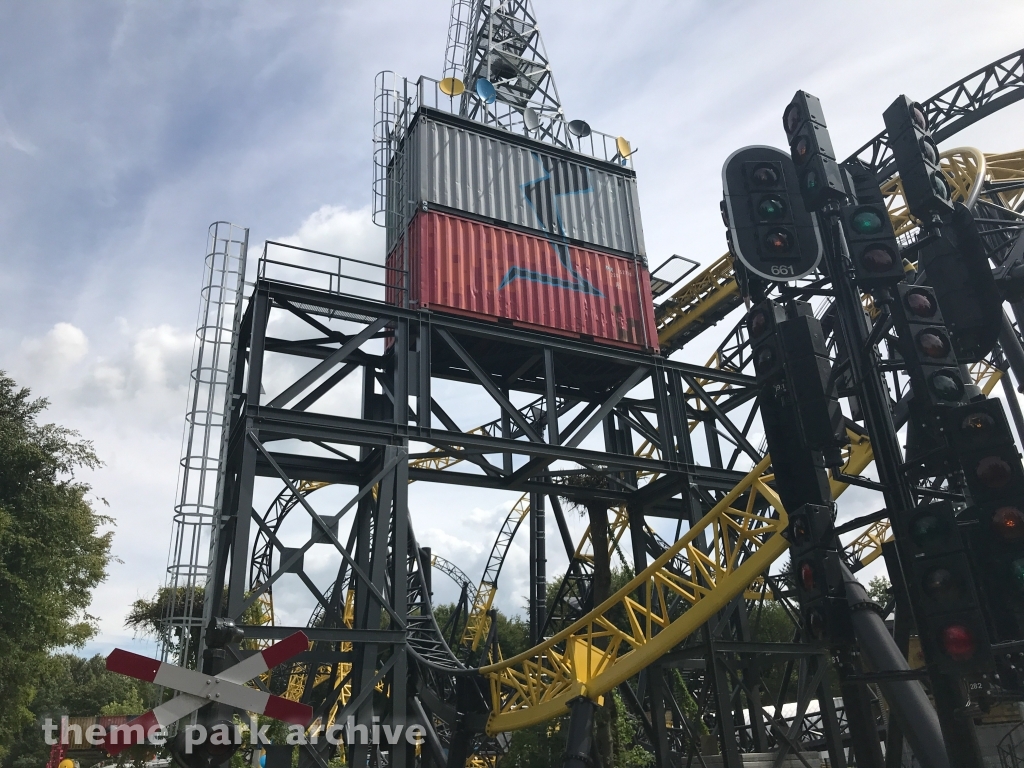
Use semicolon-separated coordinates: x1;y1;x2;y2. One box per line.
882;95;953;224
169;705;243;768
893;500;993;674
782;91;846;211
747;300;787;385
919;202;1003;363
841;161;906;287
785;504;852;645
947;399;1024;641
947;399;1020;501
723;146;823;282
890;283;967;407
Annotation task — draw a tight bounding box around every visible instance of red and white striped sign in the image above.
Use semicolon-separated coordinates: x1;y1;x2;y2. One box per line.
103;631;312;754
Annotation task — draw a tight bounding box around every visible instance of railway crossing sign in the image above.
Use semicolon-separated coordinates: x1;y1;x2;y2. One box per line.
103;631;313;755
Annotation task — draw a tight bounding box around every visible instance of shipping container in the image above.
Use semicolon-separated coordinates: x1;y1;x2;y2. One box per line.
387;209;658;352
386;107;646;260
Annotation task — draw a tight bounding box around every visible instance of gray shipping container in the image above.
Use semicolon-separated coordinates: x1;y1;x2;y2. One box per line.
386;108;646;260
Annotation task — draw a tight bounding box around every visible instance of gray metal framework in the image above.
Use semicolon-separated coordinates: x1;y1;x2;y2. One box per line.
181;44;1024;768
161;222;248;667
457;0;568;146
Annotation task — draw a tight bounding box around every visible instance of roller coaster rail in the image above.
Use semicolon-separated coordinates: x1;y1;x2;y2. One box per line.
189;45;1024;768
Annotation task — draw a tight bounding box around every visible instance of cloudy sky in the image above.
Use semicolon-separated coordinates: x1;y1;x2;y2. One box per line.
1;1;1023;658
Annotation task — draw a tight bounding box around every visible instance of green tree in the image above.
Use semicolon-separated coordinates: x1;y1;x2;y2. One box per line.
0;372;112;758
867;575;891;605
2;654;155;768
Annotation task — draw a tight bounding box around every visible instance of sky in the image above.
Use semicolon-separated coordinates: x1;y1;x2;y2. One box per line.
1;1;1023;658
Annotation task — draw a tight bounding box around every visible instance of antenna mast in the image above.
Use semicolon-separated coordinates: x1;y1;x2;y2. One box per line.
448;0;568;146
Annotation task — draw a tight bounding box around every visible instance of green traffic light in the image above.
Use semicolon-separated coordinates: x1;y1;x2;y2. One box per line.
803;170;818;192
929;370;963;401
851;208;884;235
1011;558;1024;591
909;512;947;547
757;196;786;222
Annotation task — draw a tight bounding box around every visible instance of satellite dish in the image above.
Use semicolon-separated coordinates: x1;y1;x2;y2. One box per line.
616;136;632;158
475;78;497;104
567;119;592;138
439;77;465;97
523;107;540;131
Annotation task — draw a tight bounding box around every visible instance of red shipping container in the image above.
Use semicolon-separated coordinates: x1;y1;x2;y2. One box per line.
387;210;658;353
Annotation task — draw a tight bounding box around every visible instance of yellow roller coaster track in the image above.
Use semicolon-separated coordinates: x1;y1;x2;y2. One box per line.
271;148;1020;743
474;161;1021;731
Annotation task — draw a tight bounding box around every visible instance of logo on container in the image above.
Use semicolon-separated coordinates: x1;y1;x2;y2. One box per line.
499;153;604;297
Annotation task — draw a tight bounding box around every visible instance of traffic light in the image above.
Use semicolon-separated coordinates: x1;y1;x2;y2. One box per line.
777;307;845;462
840;160;906;287
888;283;967;409
748;300;836;510
748;299;788;387
946;399;1024;641
169;704;243;768
892;500;992;674
782;91;846;212
919;202;1003;363
722;146;823;282
787;504;851;645
882;95;953;224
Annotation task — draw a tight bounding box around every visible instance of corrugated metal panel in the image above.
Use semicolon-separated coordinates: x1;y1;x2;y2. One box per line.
388;110;646;259
388;210;658;352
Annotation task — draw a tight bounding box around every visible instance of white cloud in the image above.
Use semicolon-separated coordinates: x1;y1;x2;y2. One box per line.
21;322;89;375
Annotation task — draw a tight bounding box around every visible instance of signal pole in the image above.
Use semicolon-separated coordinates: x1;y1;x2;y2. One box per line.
781;91;985;768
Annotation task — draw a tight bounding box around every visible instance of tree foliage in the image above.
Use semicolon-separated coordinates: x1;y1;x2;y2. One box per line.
1;653;155;768
0;372;112;757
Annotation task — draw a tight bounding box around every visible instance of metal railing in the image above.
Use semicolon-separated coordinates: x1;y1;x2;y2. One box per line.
258;240;407;306
373;71;632;212
1000;720;1024;768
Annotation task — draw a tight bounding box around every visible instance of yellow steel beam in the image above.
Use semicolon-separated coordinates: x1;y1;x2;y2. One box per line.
655;255;739;347
480;455;786;733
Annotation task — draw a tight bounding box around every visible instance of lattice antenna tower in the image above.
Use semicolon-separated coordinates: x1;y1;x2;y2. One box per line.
457;0;568;147
159;222;248;668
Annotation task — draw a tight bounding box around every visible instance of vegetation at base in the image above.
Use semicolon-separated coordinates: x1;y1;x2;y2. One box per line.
0;372;113;762
1;654;156;768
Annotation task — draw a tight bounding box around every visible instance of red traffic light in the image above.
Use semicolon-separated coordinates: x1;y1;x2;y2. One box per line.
751;164;779;188
915;328;951;359
783;103;803;138
939;624;976;661
763;229;792;254
747;309;769;339
861;246;896;273
992;506;1024;542
904;288;938;318
911;103;928;131
799;561;816;591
